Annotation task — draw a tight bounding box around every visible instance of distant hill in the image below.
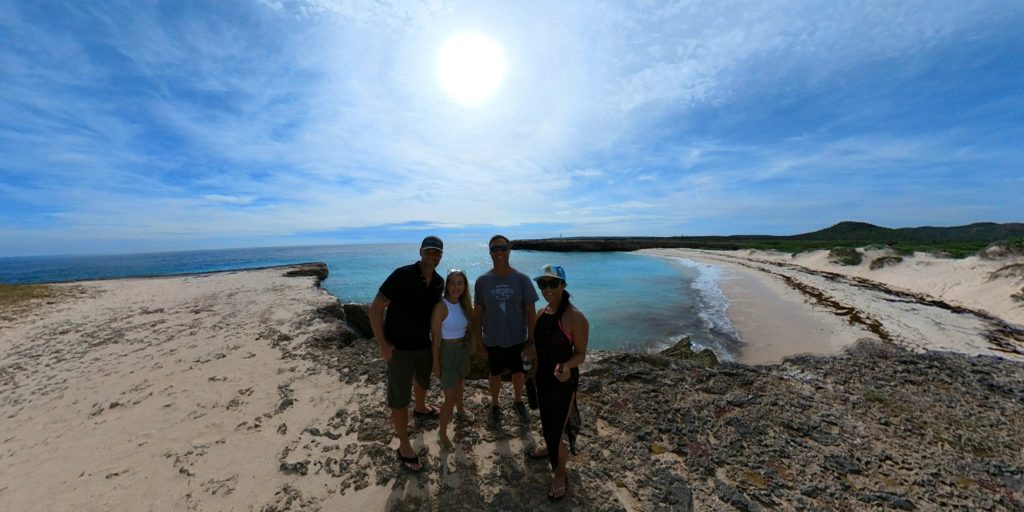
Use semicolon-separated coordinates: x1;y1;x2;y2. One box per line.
793;221;1024;243
512;221;1024;255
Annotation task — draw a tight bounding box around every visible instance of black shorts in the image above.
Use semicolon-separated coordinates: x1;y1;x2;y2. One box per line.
485;343;526;376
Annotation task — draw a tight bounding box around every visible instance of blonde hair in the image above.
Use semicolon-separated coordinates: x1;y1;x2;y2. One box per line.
445;270;472;317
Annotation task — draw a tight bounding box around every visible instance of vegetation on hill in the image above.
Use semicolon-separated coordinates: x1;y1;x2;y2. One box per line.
513;222;1024;259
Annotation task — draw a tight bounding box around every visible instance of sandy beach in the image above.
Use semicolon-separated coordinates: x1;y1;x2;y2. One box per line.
3;259;1023;510
642;248;1024;364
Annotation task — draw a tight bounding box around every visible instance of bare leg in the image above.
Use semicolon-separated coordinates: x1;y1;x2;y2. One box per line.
488;374;501;407
454;379;465;415
392;408;421;470
550;440;570;499
439;387;456;445
455;379;466;414
413;380;429;413
550;393;575;498
511;372;524;402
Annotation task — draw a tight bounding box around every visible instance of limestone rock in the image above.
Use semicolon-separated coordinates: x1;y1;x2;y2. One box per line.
342;303;372;338
283;262;329;283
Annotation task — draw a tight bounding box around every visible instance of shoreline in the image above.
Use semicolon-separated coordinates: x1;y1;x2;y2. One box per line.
640;248;1024;363
2;264;1022;510
647;250;872;364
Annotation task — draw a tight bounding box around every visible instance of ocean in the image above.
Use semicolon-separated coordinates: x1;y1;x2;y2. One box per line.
0;242;742;359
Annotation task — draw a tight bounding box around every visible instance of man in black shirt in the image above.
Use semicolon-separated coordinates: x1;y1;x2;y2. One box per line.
369;236;445;472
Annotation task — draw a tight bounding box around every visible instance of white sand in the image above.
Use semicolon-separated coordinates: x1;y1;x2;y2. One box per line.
0;267;561;510
641;248;1024;364
0;268;377;511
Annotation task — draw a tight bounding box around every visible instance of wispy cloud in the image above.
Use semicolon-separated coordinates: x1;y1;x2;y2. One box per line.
1;0;1021;255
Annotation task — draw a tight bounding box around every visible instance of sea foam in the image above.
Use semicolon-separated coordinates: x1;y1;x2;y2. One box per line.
668;257;743;361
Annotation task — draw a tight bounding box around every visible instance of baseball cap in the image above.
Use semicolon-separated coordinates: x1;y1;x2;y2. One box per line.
534;263;566;282
420;235;444;252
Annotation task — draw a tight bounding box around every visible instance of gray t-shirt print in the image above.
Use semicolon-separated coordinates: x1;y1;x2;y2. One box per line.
475;271;539;348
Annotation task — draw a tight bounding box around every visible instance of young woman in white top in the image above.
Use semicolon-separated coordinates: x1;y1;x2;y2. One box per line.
431;269;474;449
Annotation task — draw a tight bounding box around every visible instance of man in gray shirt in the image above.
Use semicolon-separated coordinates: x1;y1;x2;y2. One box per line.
474;234;539;426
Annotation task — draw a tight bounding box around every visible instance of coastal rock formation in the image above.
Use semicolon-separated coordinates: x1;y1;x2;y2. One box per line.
342;303;372;338
281;322;1023;510
283;262;329;283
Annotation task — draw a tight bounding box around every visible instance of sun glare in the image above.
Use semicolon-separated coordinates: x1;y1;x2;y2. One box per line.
436;31;508;105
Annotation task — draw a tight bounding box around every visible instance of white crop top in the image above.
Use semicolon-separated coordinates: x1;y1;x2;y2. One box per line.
441;298;469;339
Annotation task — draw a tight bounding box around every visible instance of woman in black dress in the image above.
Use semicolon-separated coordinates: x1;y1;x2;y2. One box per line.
526;264;589;502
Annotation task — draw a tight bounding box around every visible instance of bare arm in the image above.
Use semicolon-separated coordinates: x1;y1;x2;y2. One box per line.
524;301;538;362
430;302;447;377
555;308;589;381
369;292;393;361
525;301;538;342
473;302;486;357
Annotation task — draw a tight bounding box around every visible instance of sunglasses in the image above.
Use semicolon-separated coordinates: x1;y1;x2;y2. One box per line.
447;268;465;275
537;279;562;289
489;244;509;253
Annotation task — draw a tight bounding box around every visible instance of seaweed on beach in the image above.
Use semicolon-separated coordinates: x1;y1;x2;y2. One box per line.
0;284;55;307
0;284;86;321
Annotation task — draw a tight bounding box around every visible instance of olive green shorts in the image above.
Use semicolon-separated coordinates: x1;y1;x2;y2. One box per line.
386;348;432;409
439;338;470;390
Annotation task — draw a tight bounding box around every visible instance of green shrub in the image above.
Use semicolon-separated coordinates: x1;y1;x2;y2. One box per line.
828;247;862;266
980;238;1024;259
869;256;904;270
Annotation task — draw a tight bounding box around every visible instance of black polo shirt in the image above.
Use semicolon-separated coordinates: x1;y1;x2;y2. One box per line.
379;262;444;350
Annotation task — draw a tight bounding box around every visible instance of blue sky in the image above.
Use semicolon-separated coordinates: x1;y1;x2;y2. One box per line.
1;0;1022;256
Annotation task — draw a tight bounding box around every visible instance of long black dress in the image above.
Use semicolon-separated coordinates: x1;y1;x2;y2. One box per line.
534;307;580;471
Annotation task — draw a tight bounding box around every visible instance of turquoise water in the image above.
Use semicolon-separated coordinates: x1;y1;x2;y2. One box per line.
0;243;742;357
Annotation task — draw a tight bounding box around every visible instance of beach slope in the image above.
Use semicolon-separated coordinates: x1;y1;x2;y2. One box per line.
642;248;1024;364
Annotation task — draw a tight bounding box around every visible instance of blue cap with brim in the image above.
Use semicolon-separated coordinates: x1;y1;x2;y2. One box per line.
534;264;566;282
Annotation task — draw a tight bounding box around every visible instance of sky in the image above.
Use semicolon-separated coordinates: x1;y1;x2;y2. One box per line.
1;0;1022;257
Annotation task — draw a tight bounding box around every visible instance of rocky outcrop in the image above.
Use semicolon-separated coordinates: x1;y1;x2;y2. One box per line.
342;303;372;338
583;339;1024;510
283;308;1024;510
659;336;719;367
283;263;329;283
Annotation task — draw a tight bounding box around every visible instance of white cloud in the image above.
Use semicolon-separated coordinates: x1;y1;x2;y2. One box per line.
202;194;256;205
1;0;1021;255
570;168;604;178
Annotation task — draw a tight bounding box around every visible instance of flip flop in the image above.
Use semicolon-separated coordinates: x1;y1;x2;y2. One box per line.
413;406;439;419
396;448;423;473
526;444;548;460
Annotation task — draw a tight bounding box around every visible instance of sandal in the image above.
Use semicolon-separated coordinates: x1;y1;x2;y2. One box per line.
413;406;439;419
396;448;423;473
526;444;548;460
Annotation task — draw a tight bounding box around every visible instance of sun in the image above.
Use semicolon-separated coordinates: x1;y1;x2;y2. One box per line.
436;31;508;105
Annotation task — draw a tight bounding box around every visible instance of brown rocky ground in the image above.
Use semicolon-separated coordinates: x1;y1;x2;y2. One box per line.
284;303;1024;511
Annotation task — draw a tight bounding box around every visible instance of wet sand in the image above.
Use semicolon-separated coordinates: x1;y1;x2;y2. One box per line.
642;248;1024;364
